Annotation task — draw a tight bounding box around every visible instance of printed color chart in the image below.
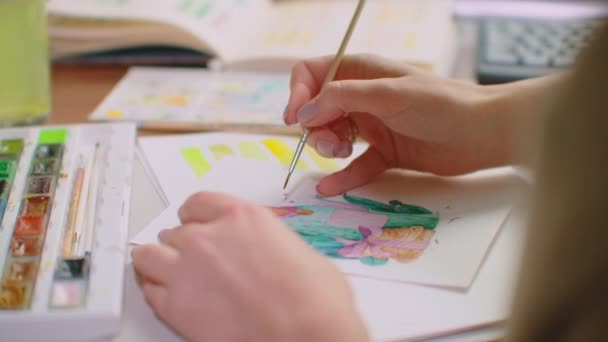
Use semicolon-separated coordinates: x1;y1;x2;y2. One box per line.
90;67;291;130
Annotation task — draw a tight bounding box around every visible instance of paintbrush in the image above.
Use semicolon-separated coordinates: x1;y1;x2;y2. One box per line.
283;0;367;189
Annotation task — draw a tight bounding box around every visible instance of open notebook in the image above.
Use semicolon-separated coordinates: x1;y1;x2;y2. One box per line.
47;0;455;74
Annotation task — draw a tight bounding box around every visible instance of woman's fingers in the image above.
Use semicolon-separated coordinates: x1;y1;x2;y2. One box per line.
316;147;388;196
307;119;356;158
131;244;179;285
178;191;243;225
141;281;170;320
285;56;335;126
296;77;408;129
285;54;414;126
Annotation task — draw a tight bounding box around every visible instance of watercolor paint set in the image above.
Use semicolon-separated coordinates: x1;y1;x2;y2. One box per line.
0;123;136;341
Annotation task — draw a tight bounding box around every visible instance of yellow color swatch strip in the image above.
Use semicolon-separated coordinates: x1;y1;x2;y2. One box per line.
238;141;268;160
163;95;189;106
301;31;315;47
210;144;235;160
403;32;417;50
263;139;307;170
305;145;339;172
106;109;124;118
376;3;391;24
263;31;279;47
181;147;211;177
282;30;297;47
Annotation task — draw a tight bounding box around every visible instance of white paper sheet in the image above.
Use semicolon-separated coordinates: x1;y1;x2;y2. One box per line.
277;173;519;289
117;206;526;342
131;132;522;289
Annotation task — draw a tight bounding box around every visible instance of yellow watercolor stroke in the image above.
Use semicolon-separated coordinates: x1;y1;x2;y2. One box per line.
263;139;307;170
305;145;339;172
181;147;211;177
210;144;235;160
237;141;268;160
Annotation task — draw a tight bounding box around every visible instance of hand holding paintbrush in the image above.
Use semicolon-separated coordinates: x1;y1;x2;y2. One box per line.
283;0;367;189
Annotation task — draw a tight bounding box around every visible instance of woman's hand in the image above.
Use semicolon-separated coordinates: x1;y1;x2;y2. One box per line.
131;192;369;342
284;54;513;196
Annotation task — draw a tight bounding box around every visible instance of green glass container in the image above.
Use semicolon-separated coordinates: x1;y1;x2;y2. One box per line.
0;0;51;127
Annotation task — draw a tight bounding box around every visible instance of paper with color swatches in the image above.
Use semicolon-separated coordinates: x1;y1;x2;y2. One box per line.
89;67;290;129
132;132;523;289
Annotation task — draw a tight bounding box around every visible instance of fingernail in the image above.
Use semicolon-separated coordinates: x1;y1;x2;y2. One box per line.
336;141;352;158
315;183;329;197
296;101;318;124
317;140;335;158
315;184;325;196
283;105;291;125
157;230;166;242
131;247;141;259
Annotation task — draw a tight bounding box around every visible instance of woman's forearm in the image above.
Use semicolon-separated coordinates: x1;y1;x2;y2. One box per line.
481;72;572;168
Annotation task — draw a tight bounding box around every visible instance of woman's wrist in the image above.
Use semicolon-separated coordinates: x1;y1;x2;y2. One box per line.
461;82;516;170
477;72;571;167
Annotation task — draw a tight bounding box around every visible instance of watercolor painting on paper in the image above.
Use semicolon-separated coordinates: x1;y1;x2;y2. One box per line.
133;132;522;288
270;194;438;266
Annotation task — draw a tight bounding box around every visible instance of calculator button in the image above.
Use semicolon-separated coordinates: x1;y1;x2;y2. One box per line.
522;54;550;67
514;44;531;57
505;22;525;35
477;18;605;84
553;55;575;67
488;50;518;64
